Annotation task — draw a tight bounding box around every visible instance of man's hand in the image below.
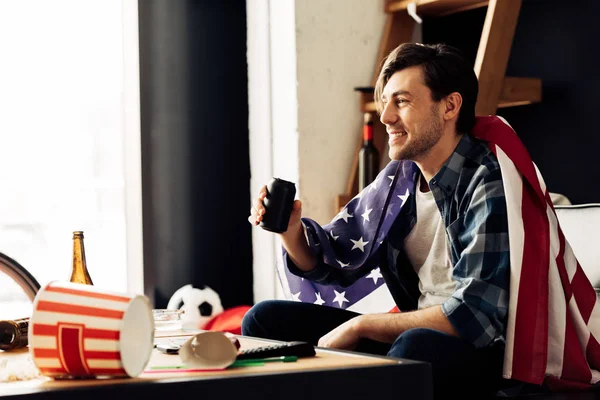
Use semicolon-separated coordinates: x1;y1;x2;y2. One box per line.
248;185;303;237
248;184;315;272
318;317;361;351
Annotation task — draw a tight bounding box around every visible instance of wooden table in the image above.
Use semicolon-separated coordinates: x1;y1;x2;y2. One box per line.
1;330;433;400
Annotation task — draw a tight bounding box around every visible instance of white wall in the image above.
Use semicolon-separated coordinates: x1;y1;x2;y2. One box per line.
295;0;387;225
247;0;386;301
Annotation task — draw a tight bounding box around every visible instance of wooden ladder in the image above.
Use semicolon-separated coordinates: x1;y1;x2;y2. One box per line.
335;0;541;213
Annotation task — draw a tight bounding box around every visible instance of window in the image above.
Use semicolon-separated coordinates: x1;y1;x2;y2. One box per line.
0;0;142;319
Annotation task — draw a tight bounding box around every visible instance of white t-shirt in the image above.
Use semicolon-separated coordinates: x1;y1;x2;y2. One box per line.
404;178;457;309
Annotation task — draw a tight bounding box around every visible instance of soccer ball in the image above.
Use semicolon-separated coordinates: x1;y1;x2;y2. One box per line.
167;284;224;329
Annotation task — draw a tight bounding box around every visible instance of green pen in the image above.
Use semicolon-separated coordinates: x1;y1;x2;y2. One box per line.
230;355;298;367
149;356;299;371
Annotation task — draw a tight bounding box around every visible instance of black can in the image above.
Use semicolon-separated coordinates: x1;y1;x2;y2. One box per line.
260;178;296;233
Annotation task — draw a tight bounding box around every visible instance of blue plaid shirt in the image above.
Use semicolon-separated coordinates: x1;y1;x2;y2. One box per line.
289;134;510;348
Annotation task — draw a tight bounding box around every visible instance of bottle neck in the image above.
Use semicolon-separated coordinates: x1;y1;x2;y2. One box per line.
363;123;373;143
72;237;86;269
71;234;93;285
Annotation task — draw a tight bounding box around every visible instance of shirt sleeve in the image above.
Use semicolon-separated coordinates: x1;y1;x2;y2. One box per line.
441;167;510;348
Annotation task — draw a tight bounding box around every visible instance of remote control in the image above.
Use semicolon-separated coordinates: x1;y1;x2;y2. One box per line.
237;341;315;360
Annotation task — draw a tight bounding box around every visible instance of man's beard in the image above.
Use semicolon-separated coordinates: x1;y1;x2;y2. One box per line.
390;106;443;161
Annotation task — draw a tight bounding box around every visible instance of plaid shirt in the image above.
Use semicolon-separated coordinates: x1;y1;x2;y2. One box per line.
287;133;510;348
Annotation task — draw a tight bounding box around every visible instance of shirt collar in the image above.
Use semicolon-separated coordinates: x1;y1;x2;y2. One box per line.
429;133;478;195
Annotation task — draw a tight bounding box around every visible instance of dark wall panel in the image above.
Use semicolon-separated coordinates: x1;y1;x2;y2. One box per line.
139;0;252;309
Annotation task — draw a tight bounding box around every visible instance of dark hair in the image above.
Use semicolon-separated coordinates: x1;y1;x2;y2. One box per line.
374;43;478;134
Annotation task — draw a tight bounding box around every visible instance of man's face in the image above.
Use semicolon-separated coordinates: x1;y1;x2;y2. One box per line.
380;66;444;161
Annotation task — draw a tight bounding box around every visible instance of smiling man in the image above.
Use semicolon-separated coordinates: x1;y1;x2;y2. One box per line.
245;43;510;398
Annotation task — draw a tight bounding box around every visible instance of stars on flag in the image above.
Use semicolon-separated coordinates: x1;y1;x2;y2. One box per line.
330;230;339;241
335;208;354;223
361;207;372;223
291;292;301;302
366;268;383;284
386;202;395;218
336;259;350;268
333;290;349;308
369;176;381;192
350;237;369;252
398;188;410;204
388;175;395;187
314;292;325;306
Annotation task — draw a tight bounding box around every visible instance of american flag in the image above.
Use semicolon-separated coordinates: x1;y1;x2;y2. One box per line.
277;115;600;389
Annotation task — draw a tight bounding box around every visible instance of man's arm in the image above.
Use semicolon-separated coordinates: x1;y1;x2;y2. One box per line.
279;220;316;272
318;306;458;350
357;306;458;343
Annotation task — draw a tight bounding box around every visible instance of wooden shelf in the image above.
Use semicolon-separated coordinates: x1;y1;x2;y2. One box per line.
386;0;488;16
497;77;542;108
360;76;541;112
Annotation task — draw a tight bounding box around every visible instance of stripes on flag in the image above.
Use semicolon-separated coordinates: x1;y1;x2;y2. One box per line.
346;284;397;314
474;115;600;389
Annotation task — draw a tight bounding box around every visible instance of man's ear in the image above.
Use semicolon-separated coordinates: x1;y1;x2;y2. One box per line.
443;92;462;122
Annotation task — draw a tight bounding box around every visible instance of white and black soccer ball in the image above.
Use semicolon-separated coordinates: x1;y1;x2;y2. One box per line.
167;284;224;329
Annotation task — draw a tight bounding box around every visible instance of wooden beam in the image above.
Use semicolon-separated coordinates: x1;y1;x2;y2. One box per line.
386;0;488;16
497;77;542;108
474;0;522;115
372;12;415;85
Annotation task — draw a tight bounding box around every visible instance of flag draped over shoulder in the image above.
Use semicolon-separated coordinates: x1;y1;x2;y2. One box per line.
276;158;416;314
276;115;600;389
473;116;600;389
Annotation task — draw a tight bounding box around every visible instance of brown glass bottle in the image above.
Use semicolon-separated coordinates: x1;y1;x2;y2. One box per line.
358;112;380;192
70;231;93;285
0;317;29;351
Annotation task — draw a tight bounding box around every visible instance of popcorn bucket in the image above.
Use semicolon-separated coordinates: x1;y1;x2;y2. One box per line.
29;281;154;378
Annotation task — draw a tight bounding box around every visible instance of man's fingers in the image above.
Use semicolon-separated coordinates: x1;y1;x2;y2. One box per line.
259;185;267;198
254;198;265;215
248;207;263;225
248;185;275;227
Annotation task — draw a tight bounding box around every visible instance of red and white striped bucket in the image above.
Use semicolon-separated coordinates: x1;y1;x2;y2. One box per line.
28;281;154;378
